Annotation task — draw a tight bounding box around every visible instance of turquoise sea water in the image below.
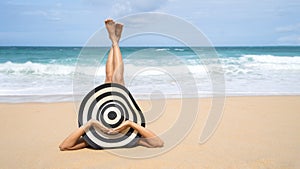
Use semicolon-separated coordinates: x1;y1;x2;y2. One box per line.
0;46;300;102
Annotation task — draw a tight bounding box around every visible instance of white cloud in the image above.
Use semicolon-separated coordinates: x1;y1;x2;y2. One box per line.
23;10;62;21
8;0;65;21
112;0;169;17
3;0;300;46
277;35;300;44
275;23;300;44
6;0;32;6
276;23;300;32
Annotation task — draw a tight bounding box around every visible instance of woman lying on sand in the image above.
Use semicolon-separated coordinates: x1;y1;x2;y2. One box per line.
59;19;164;151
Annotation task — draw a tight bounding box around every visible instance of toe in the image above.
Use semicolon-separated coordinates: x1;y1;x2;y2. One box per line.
105;19;113;24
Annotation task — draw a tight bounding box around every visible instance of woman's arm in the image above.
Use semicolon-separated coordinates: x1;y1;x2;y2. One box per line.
59;119;110;151
111;121;164;148
59;125;88;151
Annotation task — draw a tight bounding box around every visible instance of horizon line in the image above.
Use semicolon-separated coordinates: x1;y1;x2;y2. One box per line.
1;45;300;47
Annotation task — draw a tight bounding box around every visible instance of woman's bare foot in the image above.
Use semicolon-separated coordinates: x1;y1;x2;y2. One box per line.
115;23;123;43
105;19;118;46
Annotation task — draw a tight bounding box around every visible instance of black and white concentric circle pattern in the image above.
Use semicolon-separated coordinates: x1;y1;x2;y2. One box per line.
78;83;145;149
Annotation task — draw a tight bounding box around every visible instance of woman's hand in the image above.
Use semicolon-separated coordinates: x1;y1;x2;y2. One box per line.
108;120;132;134
85;119;111;134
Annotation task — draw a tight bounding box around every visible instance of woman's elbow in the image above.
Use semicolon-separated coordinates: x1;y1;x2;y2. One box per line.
59;144;67;151
153;139;164;148
156;141;164;148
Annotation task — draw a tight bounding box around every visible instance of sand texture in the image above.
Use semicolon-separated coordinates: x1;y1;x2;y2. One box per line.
0;96;299;169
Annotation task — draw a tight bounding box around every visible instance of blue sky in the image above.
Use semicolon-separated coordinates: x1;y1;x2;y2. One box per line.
1;0;300;46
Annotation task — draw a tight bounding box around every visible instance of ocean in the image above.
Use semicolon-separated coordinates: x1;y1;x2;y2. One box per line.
0;46;300;103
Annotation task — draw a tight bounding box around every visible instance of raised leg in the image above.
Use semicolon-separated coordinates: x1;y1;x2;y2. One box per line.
105;19;125;86
112;23;124;85
112;45;125;85
105;47;114;83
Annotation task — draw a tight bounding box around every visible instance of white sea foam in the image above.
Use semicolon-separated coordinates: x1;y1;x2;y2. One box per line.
155;48;170;51
1;50;300;103
0;61;75;75
174;48;185;51
243;54;300;64
241;55;300;70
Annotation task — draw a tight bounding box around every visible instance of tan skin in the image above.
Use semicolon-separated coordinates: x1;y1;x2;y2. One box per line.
59;19;164;151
